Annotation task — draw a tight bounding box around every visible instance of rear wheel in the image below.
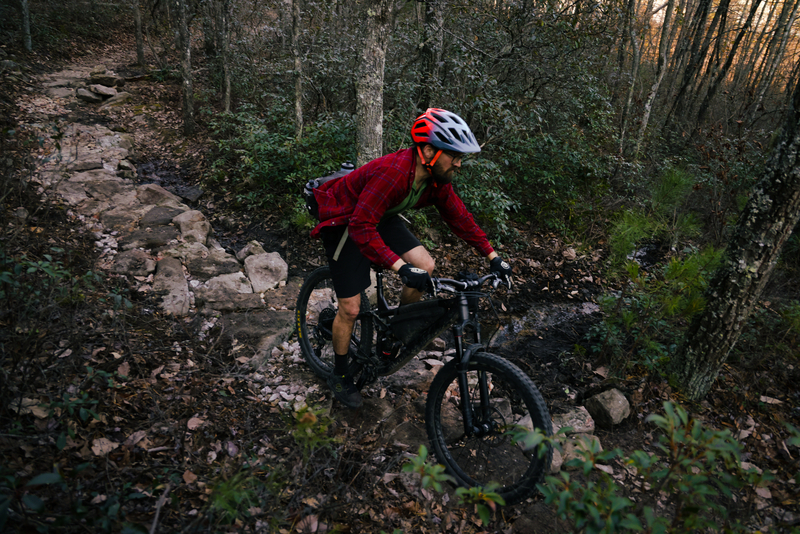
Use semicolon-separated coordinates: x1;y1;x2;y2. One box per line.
425;352;552;505
295;266;372;378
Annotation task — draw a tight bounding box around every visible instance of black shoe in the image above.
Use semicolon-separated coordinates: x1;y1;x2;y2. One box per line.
326;373;363;409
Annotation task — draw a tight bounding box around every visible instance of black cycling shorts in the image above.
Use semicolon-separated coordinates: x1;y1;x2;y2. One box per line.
321;216;421;299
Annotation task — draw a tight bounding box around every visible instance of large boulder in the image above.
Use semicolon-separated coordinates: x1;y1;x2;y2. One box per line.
585;389;631;429
244;252;288;293
173;210;212;244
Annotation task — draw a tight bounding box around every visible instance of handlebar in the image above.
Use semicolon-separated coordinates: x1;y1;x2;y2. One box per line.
430;272;504;296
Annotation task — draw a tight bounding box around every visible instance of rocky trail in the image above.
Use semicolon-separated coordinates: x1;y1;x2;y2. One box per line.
4;43;798;533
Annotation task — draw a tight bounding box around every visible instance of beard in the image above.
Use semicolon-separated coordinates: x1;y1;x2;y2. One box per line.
431;158;457;185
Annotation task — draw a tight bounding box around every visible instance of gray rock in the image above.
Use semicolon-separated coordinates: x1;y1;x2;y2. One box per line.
112;249;156;276
89;84;117;98
119;226;180;250
76;88;103;103
90;65;106;75
185;250;241;281
137;183;183;205
153;257;190;316
236;240;266;261
205;272;253;294
584;389;631;429
67;158;104;172
173;210;211;244
99;92;132;109
162;241;210;263
552;405;595;435
244;252;288;293
141;206;183;227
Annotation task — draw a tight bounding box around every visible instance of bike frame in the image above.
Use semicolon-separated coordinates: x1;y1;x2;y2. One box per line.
359;268;499;437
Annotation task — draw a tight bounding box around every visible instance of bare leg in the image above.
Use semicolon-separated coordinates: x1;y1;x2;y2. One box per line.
332;293;363;357
399;246;435;305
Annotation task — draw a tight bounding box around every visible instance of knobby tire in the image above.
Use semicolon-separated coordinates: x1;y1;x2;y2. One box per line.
295;266;372;379
425;351;553;505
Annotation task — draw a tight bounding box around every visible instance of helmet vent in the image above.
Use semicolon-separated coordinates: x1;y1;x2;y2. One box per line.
448;128;463;142
435;131;452;144
451;115;465;126
431;112;446;122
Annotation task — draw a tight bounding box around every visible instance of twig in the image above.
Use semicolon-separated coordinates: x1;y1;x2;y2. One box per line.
149;482;172;534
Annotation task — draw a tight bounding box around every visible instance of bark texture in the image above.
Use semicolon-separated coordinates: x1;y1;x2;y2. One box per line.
355;0;396;167
672;82;800;400
178;0;195;135
292;0;303;140
134;0;145;65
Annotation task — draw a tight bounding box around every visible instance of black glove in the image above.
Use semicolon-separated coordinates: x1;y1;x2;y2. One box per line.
399;263;432;292
490;256;513;288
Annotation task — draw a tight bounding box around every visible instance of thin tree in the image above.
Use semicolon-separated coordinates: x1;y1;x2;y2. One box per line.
216;0;232;113
292;0;303;140
178;0;195;135
355;0;398;166
21;0;32;51
134;0;146;66
694;0;763;125
671;79;800;401
633;0;676;157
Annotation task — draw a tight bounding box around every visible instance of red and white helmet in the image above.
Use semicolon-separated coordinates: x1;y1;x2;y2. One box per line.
411;108;481;154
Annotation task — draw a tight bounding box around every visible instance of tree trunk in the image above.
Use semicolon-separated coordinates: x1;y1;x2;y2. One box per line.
418;0;444;110
633;0;676;156
218;0;231;113
672;81;800;401
355;0;396;167
178;0;195;135
292;0;303;141
21;0;32;52
617;0;641;157
747;0;800;124
134;0;145;65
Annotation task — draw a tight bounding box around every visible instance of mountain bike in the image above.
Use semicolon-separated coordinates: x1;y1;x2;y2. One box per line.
295;266;553;505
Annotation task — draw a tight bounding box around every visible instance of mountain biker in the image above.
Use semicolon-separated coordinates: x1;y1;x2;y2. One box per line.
310;108;513;408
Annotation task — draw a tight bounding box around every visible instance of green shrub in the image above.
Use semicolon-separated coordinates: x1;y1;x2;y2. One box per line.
208;109;355;213
539;401;777;533
590;246;723;374
608;167;700;269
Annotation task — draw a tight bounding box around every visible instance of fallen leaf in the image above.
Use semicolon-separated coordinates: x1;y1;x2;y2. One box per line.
124;430;147;448
187;417;204;430
91;438;119;456
183;470;198;484
759;396;783;405
118;361;130;377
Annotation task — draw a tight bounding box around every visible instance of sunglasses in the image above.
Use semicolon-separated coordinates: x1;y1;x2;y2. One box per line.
441;149;465;164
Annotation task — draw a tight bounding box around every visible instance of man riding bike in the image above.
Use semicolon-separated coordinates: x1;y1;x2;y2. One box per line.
310;108;513;409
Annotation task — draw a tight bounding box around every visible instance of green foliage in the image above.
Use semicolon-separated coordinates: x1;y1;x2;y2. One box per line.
208;109;355;216
608;167;700;268
291;406;337;461
208;471;260;525
402;445;454;494
539;402;775;533
455;483;506;526
590;246;723;374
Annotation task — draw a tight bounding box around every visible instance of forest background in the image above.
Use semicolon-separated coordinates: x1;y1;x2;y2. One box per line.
2;0;800;532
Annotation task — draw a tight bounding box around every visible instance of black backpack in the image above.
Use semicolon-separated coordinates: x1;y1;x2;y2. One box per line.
303;162;355;219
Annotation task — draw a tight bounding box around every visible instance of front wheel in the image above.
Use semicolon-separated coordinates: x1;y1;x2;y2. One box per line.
295;266;372;379
425;352;552;505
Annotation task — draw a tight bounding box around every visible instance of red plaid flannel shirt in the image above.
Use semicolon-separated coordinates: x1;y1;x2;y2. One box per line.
310;148;495;269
